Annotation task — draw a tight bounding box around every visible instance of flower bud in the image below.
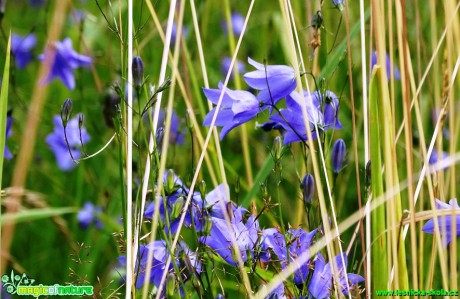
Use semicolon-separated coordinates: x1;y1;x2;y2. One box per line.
199;180;206;200
260;182;268;199
331;139;346;173
311;10;323;30
235;177;240;194
365;160;372;187
171;196;185;219
132;56;144;88
78;113;84;130
157;78;171;93
302;174;315;204
165;169;177;195
61;98;73;126
185;109;194;130
272;136;283;161
166;273;176;297
215;294;225;299
332;0;344;11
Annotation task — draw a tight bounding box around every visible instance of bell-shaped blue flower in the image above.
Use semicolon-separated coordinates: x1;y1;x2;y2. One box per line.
12;33;36;69
39;38;92;90
222;13;246;36
260;227;318;285
371;51;401;80
199;211;259;266
422;198;460;247
244;58;296;106
221;57;245;80
269;90;342;144
269;90;323;144
308;253;364;299
203;82;263;139
77;202;103;229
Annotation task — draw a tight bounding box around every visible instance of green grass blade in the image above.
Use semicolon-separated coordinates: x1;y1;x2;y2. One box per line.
369;67;388;291
1;207;77;225
0;33;11;191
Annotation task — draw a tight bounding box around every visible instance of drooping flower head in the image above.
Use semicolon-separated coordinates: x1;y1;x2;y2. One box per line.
222;12;246;36
199;209;259;265
429;150;449;170
268;90;342;144
332;0;344;11
269;91;322;144
39;38;92;90
156;110;186;145
308;253;364;299
203;82;263;139
12;33;36;69
77;202;103;229
221;57;245;80
4;115;13;160
371;51;401;80
422;198;460;247
244;58;296;106
46;114;90;171
170;22;189;46
118;241;202;290
261;227;317;285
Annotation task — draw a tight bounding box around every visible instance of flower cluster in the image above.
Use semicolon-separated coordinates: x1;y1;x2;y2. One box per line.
129;170;364;298
202;58;342;144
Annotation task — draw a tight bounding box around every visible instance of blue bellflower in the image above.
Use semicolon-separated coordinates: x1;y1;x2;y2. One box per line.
429;150;449;169
118;241;201;290
144;170;188;221
222;13;246;36
118;241;171;289
308;253;364;299
422;198;460;247
203;82;263;139
170;22;189;46
264;282;287;299
39;38;92;90
183;183;247;232
261;227;318;285
221;57;245;80
46;114;90;171
77;202;103;229
4;115;13;159
244;58;296;105
157;110;186;145
199;210;259;265
371;51;401;80
12;33;36;69
269;90;342;144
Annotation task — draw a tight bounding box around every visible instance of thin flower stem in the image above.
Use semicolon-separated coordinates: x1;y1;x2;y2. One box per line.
63;125;77;163
125;0;135;297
